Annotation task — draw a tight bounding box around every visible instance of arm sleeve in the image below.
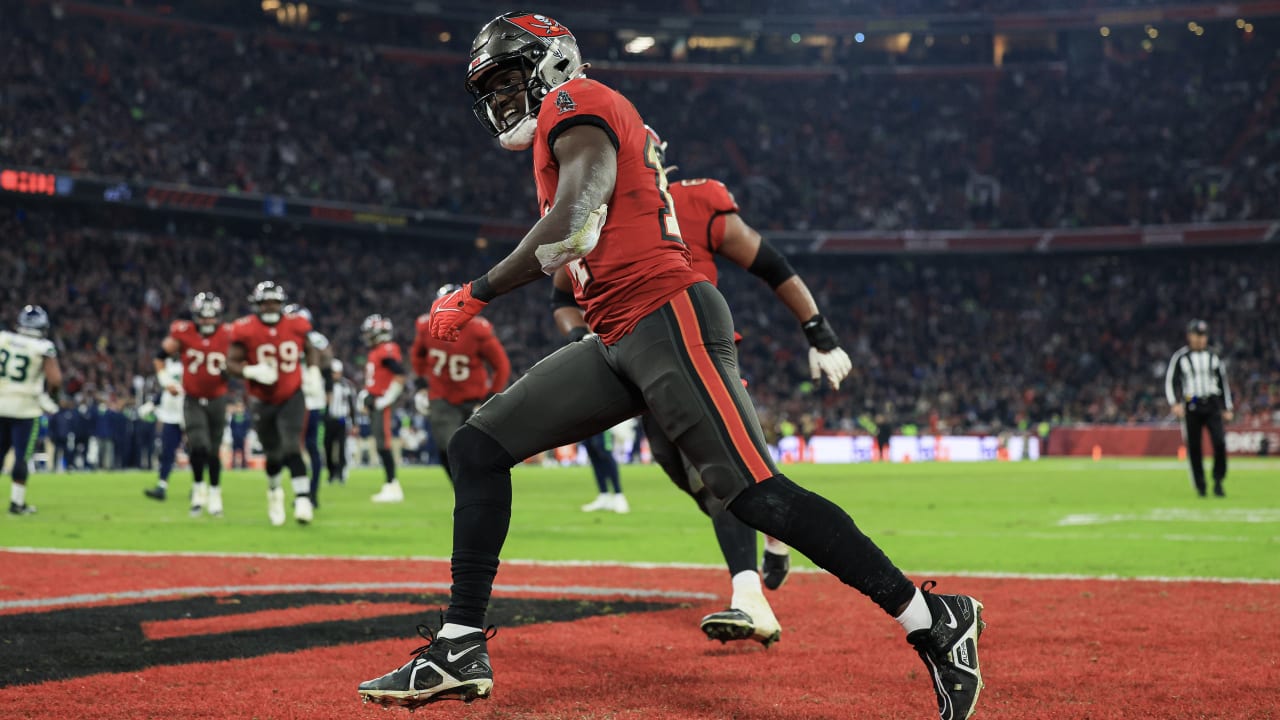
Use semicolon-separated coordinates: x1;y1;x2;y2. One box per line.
380;356;406;376
1165;350;1183;405
748;238;798;290
550;282;578;310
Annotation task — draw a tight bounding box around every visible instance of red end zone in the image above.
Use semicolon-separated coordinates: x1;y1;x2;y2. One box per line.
1;550;1277;719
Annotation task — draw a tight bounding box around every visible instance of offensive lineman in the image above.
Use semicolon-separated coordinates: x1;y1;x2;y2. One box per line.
358;14;984;719
227;282;320;526
0;306;61;515
145;292;233;516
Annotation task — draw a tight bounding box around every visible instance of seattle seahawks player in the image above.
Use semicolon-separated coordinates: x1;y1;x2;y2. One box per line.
0;306;62;515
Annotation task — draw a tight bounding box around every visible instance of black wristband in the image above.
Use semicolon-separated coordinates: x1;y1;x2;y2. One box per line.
566;326;590;343
471;274;497;302
155;348;171;360
48;386;61;402
802;314;840;352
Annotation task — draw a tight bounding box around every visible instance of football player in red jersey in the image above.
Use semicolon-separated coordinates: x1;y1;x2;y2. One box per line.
359;14;984;719
145;292;233;516
227;281;321;526
409;285;511;485
361;314;408;503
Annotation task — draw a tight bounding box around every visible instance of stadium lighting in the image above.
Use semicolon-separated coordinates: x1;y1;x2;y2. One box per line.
1099;26;1110;37
1245;23;1254;33
1236;19;1246;29
261;0;280;10
438;31;451;42
1147;28;1159;39
1141;38;1153;52
854;32;865;43
790;33;802;44
624;36;656;54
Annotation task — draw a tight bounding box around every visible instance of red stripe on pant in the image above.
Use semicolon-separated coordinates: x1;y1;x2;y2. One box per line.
381;407;393;449
669;292;773;482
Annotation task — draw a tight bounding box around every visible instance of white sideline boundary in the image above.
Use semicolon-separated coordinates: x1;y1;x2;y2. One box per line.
4;545;1278;586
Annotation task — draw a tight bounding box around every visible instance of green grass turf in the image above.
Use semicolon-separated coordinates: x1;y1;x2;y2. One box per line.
2;458;1278;579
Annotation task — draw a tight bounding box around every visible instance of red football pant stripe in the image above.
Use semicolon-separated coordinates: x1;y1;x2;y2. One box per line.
669;292;773;482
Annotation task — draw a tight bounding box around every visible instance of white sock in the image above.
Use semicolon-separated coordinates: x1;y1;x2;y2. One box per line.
438;622;483;640
157;479;169;490
764;536;789;555
730;569;763;605
11;483;26;506
291;476;310;496
896;588;932;634
267;473;282;491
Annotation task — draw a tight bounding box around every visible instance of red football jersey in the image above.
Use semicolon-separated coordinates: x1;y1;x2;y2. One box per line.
364;341;403;396
533;77;703;345
412;303;511;405
168;321;232;399
669;178;739;287
230;314;312;405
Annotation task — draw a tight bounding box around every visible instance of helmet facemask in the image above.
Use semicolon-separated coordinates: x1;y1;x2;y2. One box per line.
466;12;583;152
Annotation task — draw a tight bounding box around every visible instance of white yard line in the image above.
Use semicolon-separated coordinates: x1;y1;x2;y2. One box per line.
3;546;1277;586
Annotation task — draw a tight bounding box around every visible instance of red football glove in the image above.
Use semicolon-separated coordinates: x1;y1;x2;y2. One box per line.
430;282;487;341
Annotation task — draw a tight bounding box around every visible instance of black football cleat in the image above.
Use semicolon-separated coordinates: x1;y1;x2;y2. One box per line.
358;622;496;709
143;486;167;501
908;581;985;720
1213;484;1226;498
761;549;791;591
9;501;37;516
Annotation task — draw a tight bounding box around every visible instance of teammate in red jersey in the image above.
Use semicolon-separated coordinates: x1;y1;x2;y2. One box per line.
360;314;408;503
145;292;233;516
359;14;984;719
227;281;321;526
409;285;511;484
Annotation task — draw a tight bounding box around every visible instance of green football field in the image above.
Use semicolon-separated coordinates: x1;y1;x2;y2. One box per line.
3;458;1277;580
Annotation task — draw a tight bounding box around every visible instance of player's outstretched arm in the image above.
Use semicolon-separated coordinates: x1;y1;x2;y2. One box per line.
717;213;852;389
155;336;181;394
479;124;616;299
431;125;616;341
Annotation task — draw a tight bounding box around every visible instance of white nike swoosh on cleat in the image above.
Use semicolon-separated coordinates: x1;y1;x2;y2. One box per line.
941;601;959;630
445;645;480;663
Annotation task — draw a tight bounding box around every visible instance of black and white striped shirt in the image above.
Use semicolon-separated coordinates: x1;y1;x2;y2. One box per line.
328;376;358;421
1165;346;1232;411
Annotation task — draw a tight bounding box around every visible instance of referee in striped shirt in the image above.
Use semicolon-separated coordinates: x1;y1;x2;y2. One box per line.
1165;319;1233;497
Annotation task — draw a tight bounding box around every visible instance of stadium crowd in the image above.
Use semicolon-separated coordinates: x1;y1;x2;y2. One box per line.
3;206;1277;447
2;3;1277;232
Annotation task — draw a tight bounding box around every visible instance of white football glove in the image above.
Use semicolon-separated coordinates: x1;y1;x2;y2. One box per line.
413;389;431;415
535;203;607;274
809;347;853;390
38;393;59;414
242;363;278;385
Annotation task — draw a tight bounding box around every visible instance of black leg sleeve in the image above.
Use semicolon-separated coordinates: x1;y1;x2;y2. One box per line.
729;474;914;616
444;424;516;629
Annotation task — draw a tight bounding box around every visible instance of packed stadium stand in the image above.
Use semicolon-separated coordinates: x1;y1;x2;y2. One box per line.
3;2;1277;229
1;0;1277;452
